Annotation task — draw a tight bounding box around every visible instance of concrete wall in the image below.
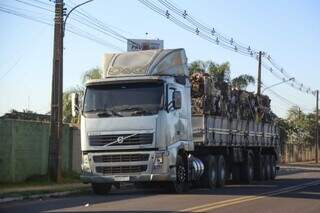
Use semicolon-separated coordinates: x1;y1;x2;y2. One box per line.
0;119;80;183
281;143;315;163
71;128;81;173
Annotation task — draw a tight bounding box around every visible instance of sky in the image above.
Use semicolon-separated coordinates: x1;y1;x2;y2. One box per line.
0;0;319;118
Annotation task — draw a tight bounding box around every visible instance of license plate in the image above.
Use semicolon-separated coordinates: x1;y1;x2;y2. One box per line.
114;176;130;182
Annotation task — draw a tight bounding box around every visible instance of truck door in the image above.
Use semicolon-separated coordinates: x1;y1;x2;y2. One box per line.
166;82;192;144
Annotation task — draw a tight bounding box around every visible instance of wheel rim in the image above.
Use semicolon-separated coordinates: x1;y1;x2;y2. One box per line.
272;165;276;175
249;164;253;180
220;159;225;181
221;167;225;180
211;167;216;183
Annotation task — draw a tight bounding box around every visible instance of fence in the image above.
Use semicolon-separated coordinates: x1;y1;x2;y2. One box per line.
0;118;81;183
281;143;315;163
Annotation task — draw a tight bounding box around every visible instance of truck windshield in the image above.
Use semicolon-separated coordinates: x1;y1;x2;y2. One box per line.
83;82;164;117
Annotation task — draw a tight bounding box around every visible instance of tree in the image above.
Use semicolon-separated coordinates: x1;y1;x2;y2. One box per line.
82;67;102;84
188;60;255;89
285;106;315;145
63;67;102;123
189;60;207;75
208;61;231;82
63;86;83;123
231;74;255;90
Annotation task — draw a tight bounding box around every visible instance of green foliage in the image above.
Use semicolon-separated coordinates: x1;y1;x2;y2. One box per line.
188;60;207;75
63;67;102;124
284;106;316;145
63;86;83;123
207;61;231;82
1;109;50;122
231;74;255;90
188;60;254;89
81;67;102;84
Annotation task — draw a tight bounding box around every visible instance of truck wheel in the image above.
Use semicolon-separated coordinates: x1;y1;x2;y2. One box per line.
202;155;217;189
170;155;188;193
265;155;272;180
241;153;254;184
270;155;277;180
91;183;112;195
216;155;226;188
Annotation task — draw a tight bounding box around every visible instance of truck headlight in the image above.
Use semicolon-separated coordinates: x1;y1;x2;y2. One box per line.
81;154;91;172
153;152;165;169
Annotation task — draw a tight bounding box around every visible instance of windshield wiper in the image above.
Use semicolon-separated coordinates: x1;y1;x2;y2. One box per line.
118;106;155;115
96;109;123;117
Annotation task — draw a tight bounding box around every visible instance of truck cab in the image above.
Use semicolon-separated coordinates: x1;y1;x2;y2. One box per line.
80;49;197;193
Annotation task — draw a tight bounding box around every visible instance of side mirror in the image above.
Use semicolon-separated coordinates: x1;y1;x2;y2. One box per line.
71;93;79;117
172;91;182;109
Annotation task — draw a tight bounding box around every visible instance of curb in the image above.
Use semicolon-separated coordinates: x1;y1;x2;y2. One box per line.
0;189;90;204
0;183;133;204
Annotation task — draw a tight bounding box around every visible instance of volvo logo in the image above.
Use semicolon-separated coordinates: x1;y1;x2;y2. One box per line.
116;136;124;144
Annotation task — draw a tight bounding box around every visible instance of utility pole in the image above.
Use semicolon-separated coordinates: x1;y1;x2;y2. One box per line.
48;0;64;182
257;51;262;95
316;90;319;164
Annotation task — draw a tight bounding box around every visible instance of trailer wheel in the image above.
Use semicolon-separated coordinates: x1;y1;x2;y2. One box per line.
91;183;112;195
202;155;217;189
265;155;272;180
216;155;226;188
270;155;277;180
241;153;254;184
170;155;189;193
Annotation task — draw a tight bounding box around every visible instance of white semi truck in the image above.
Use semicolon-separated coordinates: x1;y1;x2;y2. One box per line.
78;48;279;194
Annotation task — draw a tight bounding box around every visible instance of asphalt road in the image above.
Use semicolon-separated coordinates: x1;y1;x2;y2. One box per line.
1;169;320;213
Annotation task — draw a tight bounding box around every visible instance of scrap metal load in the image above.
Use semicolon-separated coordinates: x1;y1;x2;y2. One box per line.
191;72;275;123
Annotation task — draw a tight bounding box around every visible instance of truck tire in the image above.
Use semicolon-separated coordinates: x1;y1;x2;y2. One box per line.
270;155;277;180
241;153;254;184
91;183;112;195
216;155;226;188
265;155;272;180
170;155;189;193
202;155;217;189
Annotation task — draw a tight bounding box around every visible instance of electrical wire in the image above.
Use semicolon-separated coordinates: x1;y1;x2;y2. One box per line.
0;5;124;52
65;0;140;47
138;0;317;96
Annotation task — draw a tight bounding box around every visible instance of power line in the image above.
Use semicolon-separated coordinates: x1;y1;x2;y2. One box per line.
66;0;138;38
0;4;124;51
64;0;139;47
0;56;23;81
262;82;313;112
14;0;54;13
138;0;317;96
16;0;139;47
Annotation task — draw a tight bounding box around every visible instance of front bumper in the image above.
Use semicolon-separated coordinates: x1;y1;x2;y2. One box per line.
80;150;175;183
81;172;172;183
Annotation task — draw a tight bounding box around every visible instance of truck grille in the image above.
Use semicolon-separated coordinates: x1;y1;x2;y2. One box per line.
96;165;147;174
93;154;149;163
89;133;153;146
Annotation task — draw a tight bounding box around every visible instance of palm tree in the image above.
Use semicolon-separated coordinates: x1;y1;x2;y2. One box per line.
231;74;255;90
63;67;102;123
81;67;102;84
189;60;255;89
188;60;208;75
207;61;231;82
